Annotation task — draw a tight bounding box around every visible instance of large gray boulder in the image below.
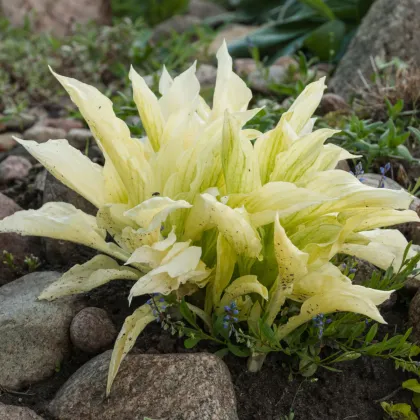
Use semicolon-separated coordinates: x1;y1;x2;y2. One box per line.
49;351;238;420
0;271;86;390
330;0;420;99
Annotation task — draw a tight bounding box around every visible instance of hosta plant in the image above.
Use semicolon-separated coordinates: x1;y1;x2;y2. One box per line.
1;42;419;394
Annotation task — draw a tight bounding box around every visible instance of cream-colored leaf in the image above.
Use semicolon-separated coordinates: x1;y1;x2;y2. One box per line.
0;202;130;261
270;128;339;183
212;40;252;118
184;193;262;258
15;139;106;208
212;234;237;306
51;68;153;207
39;255;140;300
124;197;192;232
222;111;261;194
159;61;200;120
340;229;414;270
107;304;155;395
276;287;391;340
254;112;298;184
218;275;268;313
130;66;164;152
287;77;326;133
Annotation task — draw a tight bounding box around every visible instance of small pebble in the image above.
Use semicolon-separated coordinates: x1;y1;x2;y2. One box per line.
0;155;32;183
70;307;117;354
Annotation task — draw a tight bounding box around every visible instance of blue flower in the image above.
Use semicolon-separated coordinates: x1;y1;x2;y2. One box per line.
224;315;230;321
223;322;229;329
224;305;231;312
232;309;239;315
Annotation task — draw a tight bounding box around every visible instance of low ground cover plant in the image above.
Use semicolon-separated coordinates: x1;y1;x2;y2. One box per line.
1;42;419;394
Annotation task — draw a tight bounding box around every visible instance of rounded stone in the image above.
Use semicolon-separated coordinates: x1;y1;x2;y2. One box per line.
70;307;117;354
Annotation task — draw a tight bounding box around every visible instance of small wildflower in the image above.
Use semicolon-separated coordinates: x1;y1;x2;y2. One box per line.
232;309;239;315
350;162;365;182
224;315;231;321
232;317;238;323
349;268;356;274
224;305;231;312
230;301;237;309
223;322;229;329
326;318;332;324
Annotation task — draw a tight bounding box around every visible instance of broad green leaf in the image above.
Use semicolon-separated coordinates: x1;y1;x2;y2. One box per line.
298;0;335;20
0;202;129;262
107;304;155;395
39;255;140;300
403;379;420;394
303;20;346;60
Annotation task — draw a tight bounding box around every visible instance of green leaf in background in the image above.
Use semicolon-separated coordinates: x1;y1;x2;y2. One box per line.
303;19;346;61
403;379;420;394
184;337;201;348
297;0;335;20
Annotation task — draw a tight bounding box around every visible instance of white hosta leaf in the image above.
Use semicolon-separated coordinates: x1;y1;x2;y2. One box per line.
231;181;330;227
288;170;414;226
222;111;261;194
254;112;298;184
264;217;309;325
125;228;177;268
51;68;153;206
276;286;391;340
218;275;268;313
274;216;309;286
130;66;164;152
212;41;252;119
212;234;237;306
340;229;414;270
159;65;173;95
39;255;140;300
124;197;192;232
15;139;106;208
270;128;339;183
0;202;129;262
107;304;155;395
184;193;262;258
306;144;361;175
287;77;326;133
129;244;210;298
158;61;200;120
337;208;419;232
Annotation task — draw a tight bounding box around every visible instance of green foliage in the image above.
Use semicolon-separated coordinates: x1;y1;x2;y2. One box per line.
325;112;419;170
0;17;213;115
381;402;418;420
151;245;420;380
225;0;375;62
111;0;190;26
2;251;41;275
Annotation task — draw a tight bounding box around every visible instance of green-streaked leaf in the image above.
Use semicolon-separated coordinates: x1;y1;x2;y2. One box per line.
222;111;261;194
107;304;155;395
218;275;268;313
0;202;130;262
39;255;140;300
